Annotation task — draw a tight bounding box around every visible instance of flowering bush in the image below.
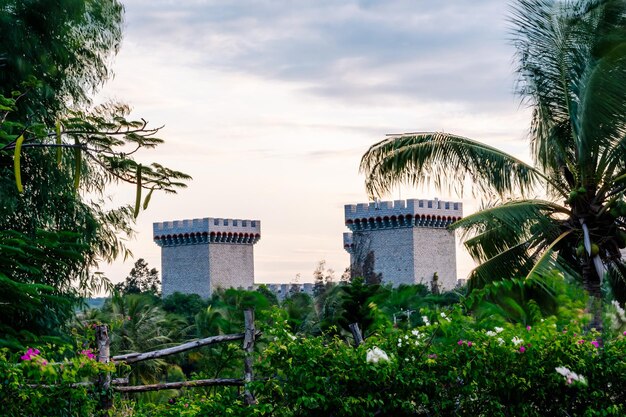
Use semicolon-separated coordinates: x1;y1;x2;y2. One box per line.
247;306;626;416
0;331;115;417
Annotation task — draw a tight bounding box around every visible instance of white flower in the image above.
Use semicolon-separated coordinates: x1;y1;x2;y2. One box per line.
398;338;402;343
404;335;409;340
555;366;587;386
366;346;389;363
494;327;504;334
440;312;447;318
397;342;402;347
485;331;496;337
511;336;523;346
411;329;420;337
422;316;430;326
612;300;626;322
497;338;505;345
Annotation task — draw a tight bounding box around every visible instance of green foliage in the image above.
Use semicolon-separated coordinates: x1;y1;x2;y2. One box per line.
114;258;161;296
359;0;626;317
0;0;123;120
0;0;190;349
0;229;90;348
162;293;208;324
0;329;114;417
107;304;626;417
251;307;625;416
103;294;185;385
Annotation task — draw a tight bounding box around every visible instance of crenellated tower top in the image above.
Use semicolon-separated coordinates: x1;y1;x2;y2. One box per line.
344;198;462;236
153;217;261;247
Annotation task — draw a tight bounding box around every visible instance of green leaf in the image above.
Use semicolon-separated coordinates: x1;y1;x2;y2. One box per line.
134;164;142;218
13;134;24;193
143;187;154;210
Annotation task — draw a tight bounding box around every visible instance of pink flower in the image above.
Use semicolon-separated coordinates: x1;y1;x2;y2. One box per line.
457;340;464;345
526;326;531;331
623;331;626;336
519;346;526;353
80;349;96;360
41;360;48;365
590;340;599;348
577;339;585;345
428;354;437;359
20;348;41;361
467;341;473;347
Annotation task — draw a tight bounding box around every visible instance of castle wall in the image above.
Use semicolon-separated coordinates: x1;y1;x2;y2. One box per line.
154;216;260;298
209;243;255;292
344;198;462;291
353;228;415;285
161;245;211;298
412;228;457;290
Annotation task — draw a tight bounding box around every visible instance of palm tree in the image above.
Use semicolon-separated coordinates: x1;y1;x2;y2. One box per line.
360;0;626;328
104;294;185;384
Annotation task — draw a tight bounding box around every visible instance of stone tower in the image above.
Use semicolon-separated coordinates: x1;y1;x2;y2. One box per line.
343;198;462;290
153;217;261;298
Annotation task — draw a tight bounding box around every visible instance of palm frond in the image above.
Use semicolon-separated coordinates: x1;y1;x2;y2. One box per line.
453;199;570;288
454;199;568;262
360;132;553;200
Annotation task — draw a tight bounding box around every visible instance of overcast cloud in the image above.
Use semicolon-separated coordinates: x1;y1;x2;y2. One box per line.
99;1;532;285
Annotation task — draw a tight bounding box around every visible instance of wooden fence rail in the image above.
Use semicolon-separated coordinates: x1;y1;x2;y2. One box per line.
94;308;258;412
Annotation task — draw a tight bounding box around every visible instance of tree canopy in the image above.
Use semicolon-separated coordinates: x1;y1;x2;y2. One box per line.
0;0;190;346
360;0;626;326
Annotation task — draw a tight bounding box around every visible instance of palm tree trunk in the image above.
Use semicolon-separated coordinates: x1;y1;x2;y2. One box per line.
582;260;603;331
581;220;604;332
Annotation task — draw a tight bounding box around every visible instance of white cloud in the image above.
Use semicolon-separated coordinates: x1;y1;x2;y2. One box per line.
96;0;531;286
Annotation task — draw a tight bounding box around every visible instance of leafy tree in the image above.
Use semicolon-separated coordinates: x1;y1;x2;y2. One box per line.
312;260;335;297
0;0;123;121
114;258;161;296
360;0;626;328
256;284;279;306
103;293;186;385
337;277;382;336
0;0;190;346
162;292;208;324
282;292;316;333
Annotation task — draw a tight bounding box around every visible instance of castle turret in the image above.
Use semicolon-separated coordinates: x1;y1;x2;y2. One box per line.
343;198;462;290
154;217;261;297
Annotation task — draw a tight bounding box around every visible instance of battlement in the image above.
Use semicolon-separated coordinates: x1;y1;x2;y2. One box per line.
344;198;462;231
153;217;261;247
343;232;354;254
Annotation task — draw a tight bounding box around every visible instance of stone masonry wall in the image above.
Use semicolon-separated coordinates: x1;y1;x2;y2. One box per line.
154;216;260;298
412;227;457;290
353;228;415;285
161;244;211;298
344;198;461;291
208;243;255;292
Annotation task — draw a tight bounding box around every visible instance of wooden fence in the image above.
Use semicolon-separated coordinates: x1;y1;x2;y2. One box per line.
95;309;259;411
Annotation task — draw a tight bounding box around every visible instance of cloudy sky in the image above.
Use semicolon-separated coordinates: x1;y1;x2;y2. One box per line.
97;0;533;285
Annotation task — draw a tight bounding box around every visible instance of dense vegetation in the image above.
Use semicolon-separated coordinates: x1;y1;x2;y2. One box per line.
2;0;626;416
2;271;626;416
361;0;626;329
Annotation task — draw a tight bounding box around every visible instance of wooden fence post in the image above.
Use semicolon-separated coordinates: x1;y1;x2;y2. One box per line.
349;323;363;347
243;309;257;405
96;324;112;412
